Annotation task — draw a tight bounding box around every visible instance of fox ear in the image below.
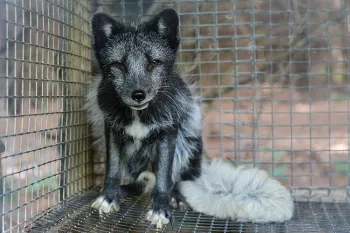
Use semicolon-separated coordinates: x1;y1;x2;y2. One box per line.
148;8;180;50
90;12;124;52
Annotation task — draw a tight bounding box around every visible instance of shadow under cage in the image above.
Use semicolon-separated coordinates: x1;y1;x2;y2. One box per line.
0;0;350;232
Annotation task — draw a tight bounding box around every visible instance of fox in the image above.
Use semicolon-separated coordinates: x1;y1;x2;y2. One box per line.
85;8;294;228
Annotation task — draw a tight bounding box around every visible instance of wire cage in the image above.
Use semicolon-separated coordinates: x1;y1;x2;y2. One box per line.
1;0;350;232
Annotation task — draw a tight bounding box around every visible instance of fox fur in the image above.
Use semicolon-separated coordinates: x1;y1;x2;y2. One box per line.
85;8;294;228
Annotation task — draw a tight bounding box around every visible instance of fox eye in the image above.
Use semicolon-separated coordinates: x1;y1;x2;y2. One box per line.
110;61;123;69
149;60;162;69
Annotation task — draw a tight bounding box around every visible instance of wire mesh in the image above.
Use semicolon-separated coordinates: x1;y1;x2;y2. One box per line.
90;0;350;197
0;0;92;232
23;188;350;233
1;0;350;232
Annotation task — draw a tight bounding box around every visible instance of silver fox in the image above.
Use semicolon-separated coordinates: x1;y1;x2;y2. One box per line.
85;8;294;228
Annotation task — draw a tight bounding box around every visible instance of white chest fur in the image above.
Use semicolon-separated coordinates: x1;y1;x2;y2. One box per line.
124;115;150;140
124;115;150;157
125;115;150;157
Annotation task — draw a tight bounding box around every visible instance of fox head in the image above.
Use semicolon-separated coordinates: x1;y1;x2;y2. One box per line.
91;8;180;111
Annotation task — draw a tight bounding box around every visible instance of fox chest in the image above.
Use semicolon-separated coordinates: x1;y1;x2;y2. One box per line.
122;118;151;157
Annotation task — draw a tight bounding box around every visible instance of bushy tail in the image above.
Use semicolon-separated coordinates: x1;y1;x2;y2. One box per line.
135;159;294;223
178;159;294;223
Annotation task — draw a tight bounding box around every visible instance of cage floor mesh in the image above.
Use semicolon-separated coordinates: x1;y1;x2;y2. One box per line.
24;188;350;233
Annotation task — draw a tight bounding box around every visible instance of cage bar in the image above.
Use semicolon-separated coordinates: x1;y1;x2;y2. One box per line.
0;0;350;232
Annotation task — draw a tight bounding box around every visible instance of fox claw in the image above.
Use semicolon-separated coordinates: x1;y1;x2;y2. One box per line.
146;209;171;228
91;195;120;216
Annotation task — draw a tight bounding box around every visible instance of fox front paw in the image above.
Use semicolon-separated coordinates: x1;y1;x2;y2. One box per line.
146;209;172;228
91;195;120;216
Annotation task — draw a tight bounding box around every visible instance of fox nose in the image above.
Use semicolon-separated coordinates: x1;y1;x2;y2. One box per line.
131;90;146;102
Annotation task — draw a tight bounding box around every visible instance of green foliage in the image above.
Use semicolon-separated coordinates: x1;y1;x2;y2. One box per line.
260;147;289;182
330;92;348;102
332;68;346;85
26;173;59;193
260;146;286;161
269;165;289;182
333;161;350;175
3;173;58;206
3;178;18;202
272;150;285;160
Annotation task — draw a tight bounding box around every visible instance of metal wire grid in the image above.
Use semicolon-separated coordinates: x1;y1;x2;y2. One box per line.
23;188;350;233
0;0;93;232
90;0;350;195
2;0;350;232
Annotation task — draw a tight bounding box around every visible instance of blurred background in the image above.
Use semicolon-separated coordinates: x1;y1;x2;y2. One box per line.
0;0;350;232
